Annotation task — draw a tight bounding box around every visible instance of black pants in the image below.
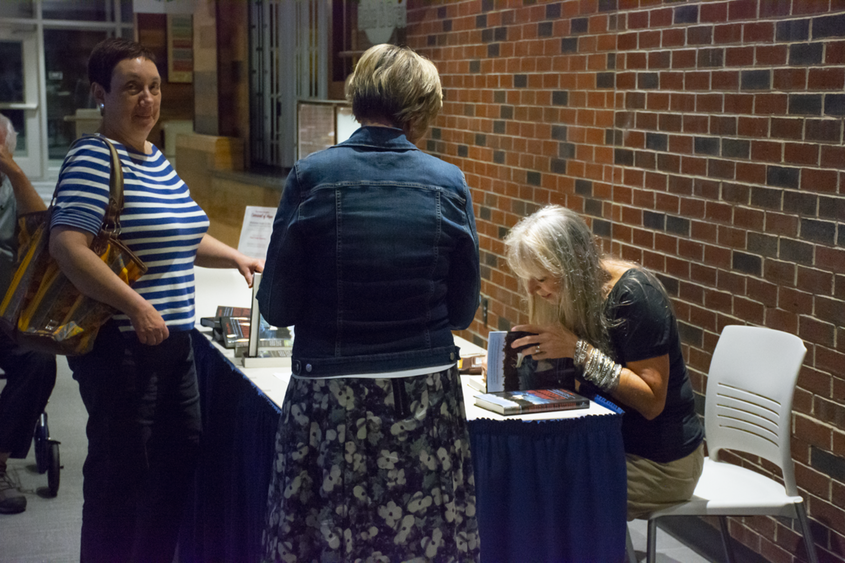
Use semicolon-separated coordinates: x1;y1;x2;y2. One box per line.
0;331;57;458
68;322;202;563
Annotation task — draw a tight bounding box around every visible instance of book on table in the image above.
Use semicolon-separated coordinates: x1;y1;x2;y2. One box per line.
474;387;589;416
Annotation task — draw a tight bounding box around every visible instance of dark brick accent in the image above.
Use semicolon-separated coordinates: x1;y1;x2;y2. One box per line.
606;129;624;145
487;44;500;58
722;183;750;203
674;4;699;24
584;198;603;217
811;447;845;482
643;210;666;230
539;21;553;37
638;73;659;89
788;94;823;115
575;179;592;196
546;3;561;19
571;17;588;34
485;252;498;267
596;72;615;88
678;321;703;347
599;0;617;12
552;90;569;105
437;6;447;18
819;196;845;221
458;145;468;157
733;252;762;276
560;142;576;158
497;317;512;331
780;238;814;264
464;105;475;117
514;74;528;88
527;171;542;186
697;49;724;68
741;70;771;90
498;226;508;239
789;43;823;66
748;232;778;257
443;20;452;32
479;206;492;221
813;13;845;39
784;191;817;215
801;219;836;245
776;19;810;42
840;226;845;247
607;53;616;69
646;133;668;151
469;60;481;73
561;37;578;53
494;27;507;41
493;150;505;164
481;28;494;43
824;94;845;116
767;166;800;189
614;148;634;165
666;216;690;236
551;125;567;141
722;139;750;158
476;14;487;28
592;219;612;237
426;140;436;152
655;274;679;296
494;90;506;104
751;187;783;210
494;121;506;134
427;35;436;46
694;137;720;156
501;105;514;119
475;134;487;147
550;158;567;174
431;128;441;140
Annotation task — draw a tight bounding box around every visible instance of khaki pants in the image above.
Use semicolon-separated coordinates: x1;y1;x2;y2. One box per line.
626;443;705;521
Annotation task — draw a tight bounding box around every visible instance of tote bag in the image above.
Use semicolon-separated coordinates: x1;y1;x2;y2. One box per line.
0;137;147;355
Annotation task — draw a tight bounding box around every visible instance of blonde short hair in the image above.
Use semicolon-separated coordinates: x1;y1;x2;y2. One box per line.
0;113;17;153
346;44;442;140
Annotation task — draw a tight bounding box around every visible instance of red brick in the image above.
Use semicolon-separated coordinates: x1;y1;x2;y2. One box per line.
682;115;709;135
793;0;832;14
735;162;767;185
734;206;765;230
701;2;728;23
734;296;765;324
747;278;779;307
711;70;739;90
765;307;799;333
751;140;782;163
817;247;845;274
738;116;769;137
729;0;759;21
809;68;845;91
714;23;743;44
725;94;755;114
725;45;754;66
821;146;845;170
784;143;820;166
754;94;788;116
744;22;774;43
704;244;732;269
799;316;836;348
772;68;807;91
765;213;799;237
770;118;804;141
826;41;845;65
662;29;686;48
765;259;797;286
650;7;674;28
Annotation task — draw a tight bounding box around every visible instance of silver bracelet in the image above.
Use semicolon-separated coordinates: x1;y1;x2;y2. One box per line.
580;344;622;394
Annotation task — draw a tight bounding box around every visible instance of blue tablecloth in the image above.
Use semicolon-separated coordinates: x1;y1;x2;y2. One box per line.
180;331;627;562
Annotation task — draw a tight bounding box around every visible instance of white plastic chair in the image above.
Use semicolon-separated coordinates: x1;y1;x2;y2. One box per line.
641;325;819;563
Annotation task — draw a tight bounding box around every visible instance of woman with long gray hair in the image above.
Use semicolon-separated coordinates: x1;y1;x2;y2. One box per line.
505;205;704;520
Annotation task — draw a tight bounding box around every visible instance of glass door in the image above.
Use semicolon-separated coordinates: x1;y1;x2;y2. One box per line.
0;27;41;178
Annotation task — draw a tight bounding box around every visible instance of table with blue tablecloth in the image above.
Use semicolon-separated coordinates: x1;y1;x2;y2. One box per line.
179;268;627;562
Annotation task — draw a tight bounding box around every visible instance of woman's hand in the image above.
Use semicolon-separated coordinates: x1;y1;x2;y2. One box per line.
510;323;579;360
195;234;265;287
127;300;169;345
236;255;265;288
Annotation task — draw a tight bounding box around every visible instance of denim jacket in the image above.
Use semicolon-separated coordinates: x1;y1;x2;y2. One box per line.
257;126;480;378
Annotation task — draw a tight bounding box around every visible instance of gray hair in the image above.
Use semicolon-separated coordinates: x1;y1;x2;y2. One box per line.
504;205;612;355
0;113;17;153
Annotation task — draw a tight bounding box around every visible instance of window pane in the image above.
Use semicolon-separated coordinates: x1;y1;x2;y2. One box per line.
42;0;111;22
0;1;34;18
0;42;24;104
44;29;109;159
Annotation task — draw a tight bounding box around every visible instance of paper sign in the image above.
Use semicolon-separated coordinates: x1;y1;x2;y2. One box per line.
238;206;276;260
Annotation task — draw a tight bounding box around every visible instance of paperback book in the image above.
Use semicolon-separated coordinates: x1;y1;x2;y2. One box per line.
474;387;589;416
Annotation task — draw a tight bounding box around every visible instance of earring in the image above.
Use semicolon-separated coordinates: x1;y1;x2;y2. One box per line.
99;103;104;116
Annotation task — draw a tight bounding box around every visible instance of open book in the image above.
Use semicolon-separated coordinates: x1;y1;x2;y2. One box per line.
485;330;576;393
474;388;589;416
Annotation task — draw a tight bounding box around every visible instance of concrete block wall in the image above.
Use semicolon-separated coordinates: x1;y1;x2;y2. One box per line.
404;0;845;561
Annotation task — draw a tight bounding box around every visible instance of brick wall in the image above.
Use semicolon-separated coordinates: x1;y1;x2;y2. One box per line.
405;0;845;561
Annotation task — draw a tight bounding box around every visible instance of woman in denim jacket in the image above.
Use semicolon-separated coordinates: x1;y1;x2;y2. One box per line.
259;44;481;563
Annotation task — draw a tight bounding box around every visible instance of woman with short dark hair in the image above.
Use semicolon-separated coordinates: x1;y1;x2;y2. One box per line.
49;37;262;562
259;44;481;562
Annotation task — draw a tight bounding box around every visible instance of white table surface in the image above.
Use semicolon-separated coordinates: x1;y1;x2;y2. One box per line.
193;266;614;419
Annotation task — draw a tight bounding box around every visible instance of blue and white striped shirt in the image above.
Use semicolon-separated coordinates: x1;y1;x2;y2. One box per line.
51;134;210;333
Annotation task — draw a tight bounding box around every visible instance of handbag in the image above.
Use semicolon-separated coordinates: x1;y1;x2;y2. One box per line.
0;137;148;356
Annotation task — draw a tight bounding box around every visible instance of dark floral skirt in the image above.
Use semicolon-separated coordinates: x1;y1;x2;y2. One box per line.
262;366;480;563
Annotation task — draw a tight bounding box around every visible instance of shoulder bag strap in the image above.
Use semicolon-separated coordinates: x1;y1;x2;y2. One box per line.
100;138;124;235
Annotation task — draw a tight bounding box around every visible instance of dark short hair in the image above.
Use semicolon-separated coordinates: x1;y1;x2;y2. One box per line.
88;38;156;92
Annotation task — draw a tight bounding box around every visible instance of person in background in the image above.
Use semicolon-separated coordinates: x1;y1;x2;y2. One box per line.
504;205;704;520
48;38;262;562
258;44;481;562
0;114;58;515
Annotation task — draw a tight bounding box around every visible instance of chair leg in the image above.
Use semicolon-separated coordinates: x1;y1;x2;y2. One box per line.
718;516;737;563
646;519;658;563
626;524;638;563
795;502;820;563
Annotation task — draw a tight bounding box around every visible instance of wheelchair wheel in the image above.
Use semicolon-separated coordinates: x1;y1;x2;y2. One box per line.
47;440;61;497
34;413;50;474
